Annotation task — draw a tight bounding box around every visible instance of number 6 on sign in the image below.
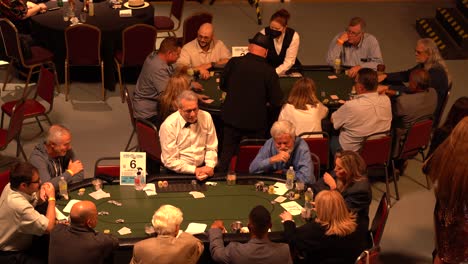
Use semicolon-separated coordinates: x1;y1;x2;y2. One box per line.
120;152;146;185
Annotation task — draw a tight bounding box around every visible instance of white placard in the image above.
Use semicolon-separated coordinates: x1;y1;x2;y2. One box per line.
120;152;146;185
232;46;248;57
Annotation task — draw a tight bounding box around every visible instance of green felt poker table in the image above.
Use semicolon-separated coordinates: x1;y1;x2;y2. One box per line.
61;175;308;248
197;65;354;113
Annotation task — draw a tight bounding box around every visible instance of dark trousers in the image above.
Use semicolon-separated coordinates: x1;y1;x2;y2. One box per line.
218;124;265;172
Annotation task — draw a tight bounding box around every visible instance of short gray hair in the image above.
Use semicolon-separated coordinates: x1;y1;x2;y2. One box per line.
152;204;183;236
176;90;198;108
270;120;295;139
46;124;71;144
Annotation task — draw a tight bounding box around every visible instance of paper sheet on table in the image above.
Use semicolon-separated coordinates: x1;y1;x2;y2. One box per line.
63;199;81;213
189;191;205;198
143;183;157;196
118;227;132;235
273;182;288;195
205;181;217;186
280;201;304;216
274;196;287;203
55;207;68;220
185;223;207;234
89;189;111;200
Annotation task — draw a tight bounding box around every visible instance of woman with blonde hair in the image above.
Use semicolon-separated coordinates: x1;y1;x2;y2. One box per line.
278;77;328;138
426;117;468;264
157;74;190;127
280;190;367;263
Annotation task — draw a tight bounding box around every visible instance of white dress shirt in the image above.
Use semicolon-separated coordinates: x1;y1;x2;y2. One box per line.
260;28;300;75
177;39;231;68
159;110;218;174
278;103;328;138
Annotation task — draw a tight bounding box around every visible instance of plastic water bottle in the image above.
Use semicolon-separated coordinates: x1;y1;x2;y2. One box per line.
303;188;314;221
334;58;341;74
58;177;68;200
88;0;94;16
57;0;63;7
134;171;146;190
285;166;295;190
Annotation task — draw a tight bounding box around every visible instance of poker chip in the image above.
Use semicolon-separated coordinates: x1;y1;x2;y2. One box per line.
98;211;109;216
162;181;169;188
157;181;163;188
103;229;111;234
115;219;125;223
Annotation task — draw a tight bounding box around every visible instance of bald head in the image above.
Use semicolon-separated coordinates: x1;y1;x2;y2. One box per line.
197;23;214;50
70;201;98;228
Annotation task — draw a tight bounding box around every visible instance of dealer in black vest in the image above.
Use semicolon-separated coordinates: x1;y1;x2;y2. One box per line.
260;9;301;75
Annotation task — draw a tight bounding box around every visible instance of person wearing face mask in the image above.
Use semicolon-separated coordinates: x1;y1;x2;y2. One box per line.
260;9;301;75
29;124;84;189
249;120;314;184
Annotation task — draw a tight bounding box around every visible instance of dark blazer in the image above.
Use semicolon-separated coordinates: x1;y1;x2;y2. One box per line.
49;224;119;264
220;53;283;131
283;220;368;264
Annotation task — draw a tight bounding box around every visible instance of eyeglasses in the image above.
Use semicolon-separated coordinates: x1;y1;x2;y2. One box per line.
197;35;210;41
30;179;41;184
346;29;362;36
182;108;198;115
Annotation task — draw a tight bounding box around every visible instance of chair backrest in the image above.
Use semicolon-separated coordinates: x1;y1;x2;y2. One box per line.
370;193;390;246
310;152;320;182
360;131;392;167
0;18;25;65
298;131;329;171
36;66;55;109
94;157;120;178
65;24;101;65
0;170;9;196
135;118;161;161
355;246;381;264
125;86;136;129
232;138;266;173
170;0;185;21
433;81;452;128
6;99;26;144
121;24;156;66
399;119;433;160
181;12;213;45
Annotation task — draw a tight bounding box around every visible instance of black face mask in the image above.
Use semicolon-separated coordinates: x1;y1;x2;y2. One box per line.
269;29;282;39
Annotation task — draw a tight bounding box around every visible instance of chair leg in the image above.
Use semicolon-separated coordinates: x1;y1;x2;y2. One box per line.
16;137;27;161
101;61;105;101
391;160;400;200
125;128;137;151
43;114;52;126
49;62;61;93
383;164;393;207
1;111;4;129
21;68;34;97
65;60;69;101
35;116;44;132
2;62;13;91
115;60;124;103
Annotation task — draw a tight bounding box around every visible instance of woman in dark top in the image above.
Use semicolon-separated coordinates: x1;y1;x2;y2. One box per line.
280;190;368;264
260;9;300;75
426;96;468;158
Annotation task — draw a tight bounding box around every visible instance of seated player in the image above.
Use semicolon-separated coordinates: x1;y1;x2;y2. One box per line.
249;120;314;183
326;17;383;77
29;124;84;189
0;162;56;263
130;205;204;264
49;201;119;264
0;0;47;34
159;90;218;180
331;68;392;153
208;205;292;264
280;190;368;263
177;23;231;79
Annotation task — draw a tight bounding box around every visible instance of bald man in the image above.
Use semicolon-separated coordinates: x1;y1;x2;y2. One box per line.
49;201;119;264
177;23;231;79
29;124;84;189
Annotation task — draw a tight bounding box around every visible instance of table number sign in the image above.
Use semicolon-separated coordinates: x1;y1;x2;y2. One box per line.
231;46;248;57
120;152;146;185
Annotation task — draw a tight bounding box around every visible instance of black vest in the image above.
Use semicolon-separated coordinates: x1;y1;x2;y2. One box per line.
264;27;301;69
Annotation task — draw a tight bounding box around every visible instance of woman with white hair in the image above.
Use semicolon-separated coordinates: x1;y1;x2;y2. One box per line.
249;120;314;183
130;205;204;264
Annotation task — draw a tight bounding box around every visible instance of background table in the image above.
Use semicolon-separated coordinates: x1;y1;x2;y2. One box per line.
31;1;154;90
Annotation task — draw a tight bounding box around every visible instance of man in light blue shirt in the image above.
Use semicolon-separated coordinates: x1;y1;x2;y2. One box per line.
249;120;314;183
326;17;383;78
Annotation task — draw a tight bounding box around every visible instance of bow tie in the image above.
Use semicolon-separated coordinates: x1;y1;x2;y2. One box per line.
184;122;197;128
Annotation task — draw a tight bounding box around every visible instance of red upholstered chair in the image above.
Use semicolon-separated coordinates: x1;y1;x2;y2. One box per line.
154;0;185;38
370;193;390;246
1;67;55;132
0;170;10;195
298;131;329;177
355;246;381;264
124;86;138;151
65;24;104;101
114;24;157;102
0;18;59;94
94;157;120;179
180;12;213;45
229;139;266;174
360;131;398;204
0;99;27;160
136;118;161;164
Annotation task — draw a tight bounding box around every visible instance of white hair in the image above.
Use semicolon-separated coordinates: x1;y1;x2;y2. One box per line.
152;205;183;236
46;124;71;144
176;90;198;108
270;120;295;139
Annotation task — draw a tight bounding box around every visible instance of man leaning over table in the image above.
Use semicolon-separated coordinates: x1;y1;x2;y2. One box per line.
0;162;56;264
249;120;314;184
159;90;218;181
177;23;231;80
29;124;84;189
326;17;383;78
